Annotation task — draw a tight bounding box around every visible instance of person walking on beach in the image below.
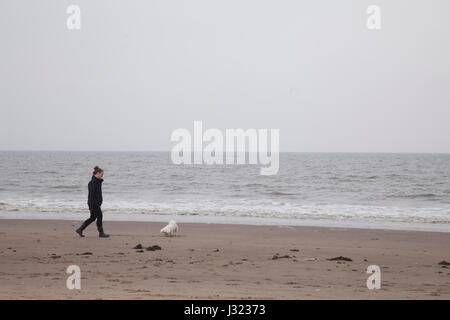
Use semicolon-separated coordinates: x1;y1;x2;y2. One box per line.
76;166;110;238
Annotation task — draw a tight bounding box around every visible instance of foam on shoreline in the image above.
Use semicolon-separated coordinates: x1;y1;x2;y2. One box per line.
0;210;448;233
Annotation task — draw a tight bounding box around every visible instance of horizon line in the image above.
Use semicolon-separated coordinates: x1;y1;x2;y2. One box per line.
1;149;450;155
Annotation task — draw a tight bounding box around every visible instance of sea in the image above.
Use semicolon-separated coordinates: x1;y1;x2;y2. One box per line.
0;151;449;232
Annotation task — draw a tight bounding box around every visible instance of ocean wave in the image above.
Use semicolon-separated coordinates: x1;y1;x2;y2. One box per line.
49;185;82;190
388;193;438;199
0;201;449;225
266;191;296;196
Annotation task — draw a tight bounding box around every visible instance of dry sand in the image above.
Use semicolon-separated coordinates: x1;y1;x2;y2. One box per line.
0;219;449;299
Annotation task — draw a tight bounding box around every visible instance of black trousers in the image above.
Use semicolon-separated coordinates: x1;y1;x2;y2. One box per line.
82;206;103;231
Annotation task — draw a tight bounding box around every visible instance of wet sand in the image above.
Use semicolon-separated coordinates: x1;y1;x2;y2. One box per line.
0;219;449;299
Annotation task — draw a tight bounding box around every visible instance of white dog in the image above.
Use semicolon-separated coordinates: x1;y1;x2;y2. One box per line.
160;220;178;237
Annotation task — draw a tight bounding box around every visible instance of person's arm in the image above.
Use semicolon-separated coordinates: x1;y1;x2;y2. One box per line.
92;180;102;207
88;182;95;208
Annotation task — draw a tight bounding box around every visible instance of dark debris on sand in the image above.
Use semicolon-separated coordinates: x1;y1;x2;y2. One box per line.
133;244;162;251
146;245;162;251
327;256;353;262
271;254;292;260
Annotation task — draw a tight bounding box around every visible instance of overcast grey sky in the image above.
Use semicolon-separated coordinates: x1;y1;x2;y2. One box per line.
1;0;449;152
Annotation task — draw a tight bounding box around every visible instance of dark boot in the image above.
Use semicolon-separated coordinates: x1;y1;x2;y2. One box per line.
98;227;110;238
76;221;89;237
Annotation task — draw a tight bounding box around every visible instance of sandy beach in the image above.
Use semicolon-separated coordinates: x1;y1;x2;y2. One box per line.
0;219;449;299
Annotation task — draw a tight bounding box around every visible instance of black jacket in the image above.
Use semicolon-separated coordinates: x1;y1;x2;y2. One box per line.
87;175;103;209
